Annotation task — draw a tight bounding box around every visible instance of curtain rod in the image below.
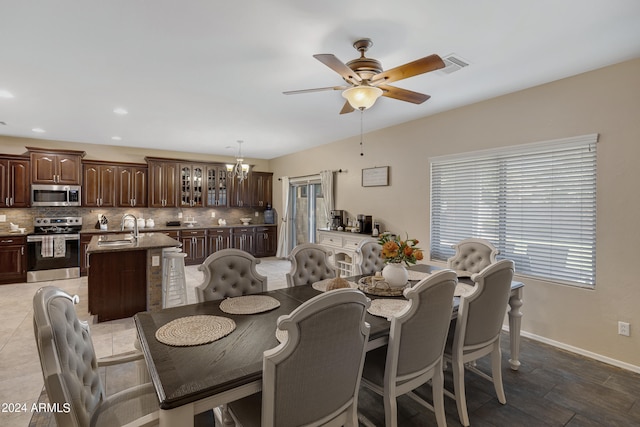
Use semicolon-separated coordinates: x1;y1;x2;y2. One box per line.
277;169;346;181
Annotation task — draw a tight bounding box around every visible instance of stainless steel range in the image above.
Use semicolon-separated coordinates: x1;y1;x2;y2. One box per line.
27;216;82;283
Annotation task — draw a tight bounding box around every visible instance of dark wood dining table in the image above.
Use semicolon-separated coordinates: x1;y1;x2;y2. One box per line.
134;264;524;427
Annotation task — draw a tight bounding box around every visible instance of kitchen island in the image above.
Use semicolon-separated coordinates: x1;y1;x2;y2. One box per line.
86;233;180;322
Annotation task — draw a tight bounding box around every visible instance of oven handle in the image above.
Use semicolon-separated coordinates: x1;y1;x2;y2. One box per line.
27;234;80;242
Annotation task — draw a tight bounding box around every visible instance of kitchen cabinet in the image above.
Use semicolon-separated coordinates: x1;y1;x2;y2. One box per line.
0;155;30;208
80;233;98;276
205;165;228;207
118;165;147;207
83;162;117;207
28;147;84;185
180;229;207;265
254;226;277;257
207;228;231;254
251;172;273;207
228;175;252;207
232;227;255;253
147;159;179;208
0;235;27;284
180;163;206;207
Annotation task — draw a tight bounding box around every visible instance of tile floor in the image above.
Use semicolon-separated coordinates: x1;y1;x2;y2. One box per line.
0;257;291;427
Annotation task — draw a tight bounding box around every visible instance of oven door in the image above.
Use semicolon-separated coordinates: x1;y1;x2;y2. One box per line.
27;234;80;282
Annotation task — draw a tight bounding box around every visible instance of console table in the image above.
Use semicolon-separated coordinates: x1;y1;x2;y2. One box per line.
316;229;375;276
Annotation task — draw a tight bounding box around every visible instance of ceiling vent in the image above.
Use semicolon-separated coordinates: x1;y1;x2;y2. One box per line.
439;54;470;74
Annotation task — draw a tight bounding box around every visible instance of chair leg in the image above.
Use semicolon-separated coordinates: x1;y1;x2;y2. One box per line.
432;363;447;427
452;357;470;427
492;342;506;404
383;389;398;427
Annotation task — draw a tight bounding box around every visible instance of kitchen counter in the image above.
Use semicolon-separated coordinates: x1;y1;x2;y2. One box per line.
80;223;276;234
86;232;180;254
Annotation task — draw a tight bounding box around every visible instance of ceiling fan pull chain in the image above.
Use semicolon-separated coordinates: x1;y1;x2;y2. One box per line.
360;109;364;156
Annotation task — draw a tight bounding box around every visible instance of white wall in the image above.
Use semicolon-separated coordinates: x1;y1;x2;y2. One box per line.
270;58;640;369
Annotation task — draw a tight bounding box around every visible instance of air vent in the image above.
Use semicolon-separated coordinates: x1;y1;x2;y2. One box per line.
439;54;470;75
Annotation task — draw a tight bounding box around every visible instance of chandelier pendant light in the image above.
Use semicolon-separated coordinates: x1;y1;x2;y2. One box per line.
226;140;250;182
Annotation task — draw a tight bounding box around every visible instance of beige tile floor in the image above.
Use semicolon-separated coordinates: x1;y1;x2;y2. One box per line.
0;257;291;427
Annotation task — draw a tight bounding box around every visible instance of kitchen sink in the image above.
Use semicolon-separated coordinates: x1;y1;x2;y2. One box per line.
97;235;135;246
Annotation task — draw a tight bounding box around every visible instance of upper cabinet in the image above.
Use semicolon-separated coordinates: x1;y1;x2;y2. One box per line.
83;162;117;208
147;158;179;208
0;155;30;208
118;165;147;207
228;174;252;207
180;163;206;208
251;172;273;207
205;165;228;207
28;147;85;185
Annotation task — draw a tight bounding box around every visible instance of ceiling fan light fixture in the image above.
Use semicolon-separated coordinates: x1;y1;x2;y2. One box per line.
342;86;383;110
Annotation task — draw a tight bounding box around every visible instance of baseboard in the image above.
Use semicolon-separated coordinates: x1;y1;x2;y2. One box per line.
506;327;640;374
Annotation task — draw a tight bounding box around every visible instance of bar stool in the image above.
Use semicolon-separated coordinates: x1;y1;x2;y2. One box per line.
162;250;188;308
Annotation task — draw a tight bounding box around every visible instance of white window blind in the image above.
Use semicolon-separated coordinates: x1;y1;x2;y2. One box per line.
430;134;597;287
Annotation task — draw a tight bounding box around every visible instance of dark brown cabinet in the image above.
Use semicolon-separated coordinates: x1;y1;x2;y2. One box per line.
118;165;147;207
205;165;228;207
207;228;232;254
83;162;117;207
254;226;277;257
28;147;84;185
147;159;179;208
0;235;27;284
180;164;206;208
228;175;252;207
0;156;30;208
251;172;273;207
180;229;207;265
232;227;255;253
80;233;98;276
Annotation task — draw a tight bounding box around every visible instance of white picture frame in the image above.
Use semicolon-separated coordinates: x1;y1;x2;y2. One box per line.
362;166;389;187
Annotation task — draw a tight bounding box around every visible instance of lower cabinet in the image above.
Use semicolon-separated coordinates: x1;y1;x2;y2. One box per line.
207;228;232;254
254;226;277;257
180;229;207;265
0;235;27;284
232;227;255;254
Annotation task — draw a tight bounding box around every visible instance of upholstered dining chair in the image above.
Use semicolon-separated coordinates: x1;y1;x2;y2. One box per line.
360;270;457;427
227;288;371;427
285;242;337;287
447;238;499;275
195;248;267;302
33;286;159;427
443;259;515;426
354;238;385;276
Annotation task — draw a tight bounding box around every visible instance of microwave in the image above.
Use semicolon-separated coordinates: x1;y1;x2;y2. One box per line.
31;184;81;207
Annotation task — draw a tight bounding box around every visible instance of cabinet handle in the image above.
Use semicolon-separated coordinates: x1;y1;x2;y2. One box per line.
22;246;24;255
1;239;14;243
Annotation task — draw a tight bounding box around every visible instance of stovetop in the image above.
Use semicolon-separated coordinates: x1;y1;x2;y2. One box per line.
32;217;83;235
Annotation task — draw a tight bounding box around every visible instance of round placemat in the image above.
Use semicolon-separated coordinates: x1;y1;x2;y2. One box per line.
219;295;281;315
407;270;431;281
155;315;236;346
312;278;358;292
367;299;410;320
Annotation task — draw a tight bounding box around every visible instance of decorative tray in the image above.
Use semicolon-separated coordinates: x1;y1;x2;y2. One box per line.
357;276;407;297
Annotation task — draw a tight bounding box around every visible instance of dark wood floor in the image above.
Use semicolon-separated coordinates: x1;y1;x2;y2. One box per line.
31;332;640;426
356;332;640;426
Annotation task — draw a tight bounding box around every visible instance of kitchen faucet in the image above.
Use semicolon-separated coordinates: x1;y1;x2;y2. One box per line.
121;213;139;239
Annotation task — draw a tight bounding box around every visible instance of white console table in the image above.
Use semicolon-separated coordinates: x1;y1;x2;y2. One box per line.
316;229;375;276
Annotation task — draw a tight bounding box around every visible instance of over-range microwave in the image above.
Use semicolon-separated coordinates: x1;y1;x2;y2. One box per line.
31;184;81;207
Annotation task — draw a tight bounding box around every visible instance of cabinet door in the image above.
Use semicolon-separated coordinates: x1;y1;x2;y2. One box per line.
163;162;179;207
132;167;147;207
31;152;57;183
180;164;192;207
207;229;231;254
252;172;273;207
229;176;251;207
0;160;7;208
180;230;207;265
0;237;26;284
57;154;82;184
83;165;101;207
232;228;255;253
254;227;277;257
8;159;30;207
148;161;178;208
31;152;81;184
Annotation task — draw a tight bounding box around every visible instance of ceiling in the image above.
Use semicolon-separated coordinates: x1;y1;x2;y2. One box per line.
2;1;640;160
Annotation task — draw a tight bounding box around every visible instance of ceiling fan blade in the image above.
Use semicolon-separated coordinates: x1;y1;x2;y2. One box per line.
379;84;431;104
371;54;445;85
283;86;348;95
313;54;361;84
339;101;355;115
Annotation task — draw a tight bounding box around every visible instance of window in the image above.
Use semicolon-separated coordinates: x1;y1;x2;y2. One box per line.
430;134;597;287
288;179;328;249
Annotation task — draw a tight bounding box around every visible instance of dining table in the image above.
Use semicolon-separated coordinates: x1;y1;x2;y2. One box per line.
134;264;524;427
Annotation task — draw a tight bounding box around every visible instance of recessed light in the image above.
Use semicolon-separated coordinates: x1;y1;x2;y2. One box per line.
0;90;14;98
32;128;45;133
112;136;122;141
113;107;128;115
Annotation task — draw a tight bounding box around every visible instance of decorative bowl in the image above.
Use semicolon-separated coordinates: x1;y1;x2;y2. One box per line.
240;217;252;225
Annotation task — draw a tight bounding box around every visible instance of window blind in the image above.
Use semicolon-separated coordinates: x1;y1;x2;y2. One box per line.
430;134;597;287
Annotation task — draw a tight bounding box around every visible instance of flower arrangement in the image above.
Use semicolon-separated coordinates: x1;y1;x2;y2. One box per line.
378;233;424;266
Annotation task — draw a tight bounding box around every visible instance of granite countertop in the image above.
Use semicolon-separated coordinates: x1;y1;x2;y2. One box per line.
80;223;276;234
86;233;181;254
0;231;30;238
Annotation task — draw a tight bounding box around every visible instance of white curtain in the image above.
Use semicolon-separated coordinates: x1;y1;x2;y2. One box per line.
276;176;290;258
320;170;334;229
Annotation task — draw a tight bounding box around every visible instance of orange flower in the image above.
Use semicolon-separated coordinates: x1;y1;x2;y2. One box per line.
381;241;399;259
403;246;414;257
414;250;424;261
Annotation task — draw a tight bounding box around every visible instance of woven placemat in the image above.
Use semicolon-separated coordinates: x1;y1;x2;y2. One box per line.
155;315;236;346
312;278;358;292
219;295;281;315
407;270;431;281
455;283;476;297
367;299;410;320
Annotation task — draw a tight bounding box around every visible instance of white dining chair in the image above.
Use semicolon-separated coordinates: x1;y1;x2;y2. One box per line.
286;242;337;287
354;238;385;276
447;238;499;275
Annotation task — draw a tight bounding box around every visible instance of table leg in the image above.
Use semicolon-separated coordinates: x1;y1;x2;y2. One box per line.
160;403;195;427
507;287;524;370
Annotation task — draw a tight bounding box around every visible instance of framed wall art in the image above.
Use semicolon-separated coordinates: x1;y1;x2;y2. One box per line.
361;166;389;187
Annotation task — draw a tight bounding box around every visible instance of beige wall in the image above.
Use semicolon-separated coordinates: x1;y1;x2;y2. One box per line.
270;58;640;369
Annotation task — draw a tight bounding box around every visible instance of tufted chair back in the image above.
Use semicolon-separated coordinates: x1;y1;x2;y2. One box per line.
447;238;499;275
33;286;104;427
196;249;267;302
286;243;337;287
354;238;385;276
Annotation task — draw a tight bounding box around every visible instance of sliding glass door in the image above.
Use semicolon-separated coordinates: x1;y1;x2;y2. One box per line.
289;179;328;249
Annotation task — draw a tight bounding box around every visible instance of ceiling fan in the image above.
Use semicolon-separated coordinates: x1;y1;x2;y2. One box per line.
284;38;446;114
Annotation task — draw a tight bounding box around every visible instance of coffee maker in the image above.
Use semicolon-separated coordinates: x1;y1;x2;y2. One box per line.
357;214;373;234
330;210;344;230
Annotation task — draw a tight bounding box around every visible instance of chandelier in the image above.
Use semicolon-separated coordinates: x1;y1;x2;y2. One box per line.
226;140;250;182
